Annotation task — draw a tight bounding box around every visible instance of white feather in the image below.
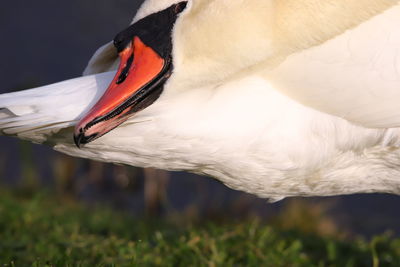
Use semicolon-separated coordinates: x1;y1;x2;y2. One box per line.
267;3;400;128
0;72;114;143
2;0;400;200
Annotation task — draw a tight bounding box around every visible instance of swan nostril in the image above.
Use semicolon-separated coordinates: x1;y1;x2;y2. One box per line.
116;53;134;84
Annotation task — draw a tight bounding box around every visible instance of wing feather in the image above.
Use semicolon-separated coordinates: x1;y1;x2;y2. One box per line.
0;72;114;144
268;4;400;128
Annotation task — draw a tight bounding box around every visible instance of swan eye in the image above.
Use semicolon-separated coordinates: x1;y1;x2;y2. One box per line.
113;36;123;48
113;33;131;53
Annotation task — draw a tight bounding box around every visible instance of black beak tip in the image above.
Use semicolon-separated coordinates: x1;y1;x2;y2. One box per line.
73;132;83;148
73;130;99;149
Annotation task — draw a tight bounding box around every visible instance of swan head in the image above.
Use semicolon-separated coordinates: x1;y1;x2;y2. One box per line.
73;1;189;147
74;0;275;147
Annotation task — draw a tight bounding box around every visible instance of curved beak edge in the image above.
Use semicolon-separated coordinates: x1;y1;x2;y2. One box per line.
73;37;171;148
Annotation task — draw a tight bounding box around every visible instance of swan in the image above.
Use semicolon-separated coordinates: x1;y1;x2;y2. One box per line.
1;0;400;201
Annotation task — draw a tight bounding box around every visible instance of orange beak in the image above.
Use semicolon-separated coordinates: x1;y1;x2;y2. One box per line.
74;36;171;147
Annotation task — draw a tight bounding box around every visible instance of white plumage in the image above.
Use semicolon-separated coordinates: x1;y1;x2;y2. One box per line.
1;0;400;201
268;4;400;127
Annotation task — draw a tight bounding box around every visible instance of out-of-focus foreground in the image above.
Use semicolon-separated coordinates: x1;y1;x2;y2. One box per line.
3;143;400;265
1;188;400;266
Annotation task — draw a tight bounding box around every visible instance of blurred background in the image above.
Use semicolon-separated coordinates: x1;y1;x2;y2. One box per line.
1;0;400;238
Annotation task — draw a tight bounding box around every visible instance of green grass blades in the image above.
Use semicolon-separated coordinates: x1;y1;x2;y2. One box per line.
1;190;400;266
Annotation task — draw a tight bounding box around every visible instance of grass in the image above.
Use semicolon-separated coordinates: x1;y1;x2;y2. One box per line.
1;189;400;266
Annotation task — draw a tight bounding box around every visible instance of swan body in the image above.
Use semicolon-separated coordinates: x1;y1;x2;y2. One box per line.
1;0;400;200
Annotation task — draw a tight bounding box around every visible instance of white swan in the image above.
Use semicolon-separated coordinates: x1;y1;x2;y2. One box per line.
1;0;400;201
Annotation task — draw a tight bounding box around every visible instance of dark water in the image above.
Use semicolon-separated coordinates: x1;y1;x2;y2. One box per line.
1;0;400;238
